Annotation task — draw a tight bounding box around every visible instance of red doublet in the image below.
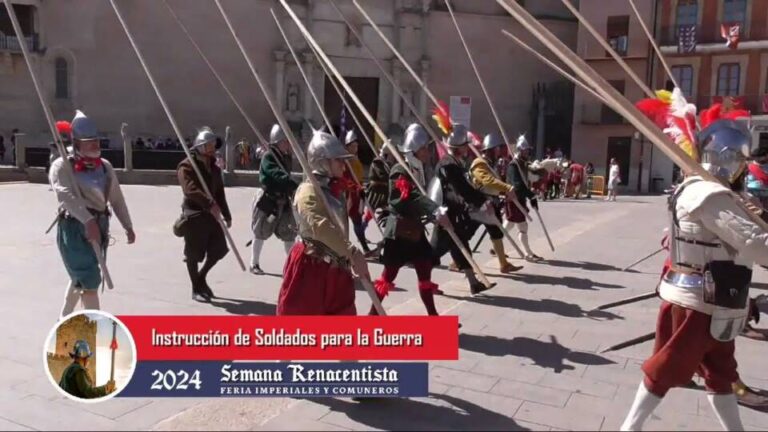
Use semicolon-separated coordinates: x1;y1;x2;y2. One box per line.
642;301;738;396
277;242;356;316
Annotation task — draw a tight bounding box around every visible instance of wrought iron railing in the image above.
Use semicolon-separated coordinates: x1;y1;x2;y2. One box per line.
0;33;39;52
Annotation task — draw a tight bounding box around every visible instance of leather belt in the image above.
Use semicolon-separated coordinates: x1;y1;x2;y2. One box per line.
301;238;350;269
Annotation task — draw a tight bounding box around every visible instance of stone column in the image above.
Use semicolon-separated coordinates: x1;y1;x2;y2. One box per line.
121;123;133;172
224;126;235;173
391;60;402;125
274;50;287;113
302;51;316;124
14;133;25;169
419;58;430;117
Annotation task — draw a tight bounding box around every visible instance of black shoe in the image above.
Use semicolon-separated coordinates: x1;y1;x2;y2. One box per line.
192;292;209;303
250;264;265;275
200;280;215;300
470;282;489;296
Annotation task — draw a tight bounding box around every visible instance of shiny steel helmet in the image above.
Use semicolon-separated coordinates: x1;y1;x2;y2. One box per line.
71;110;100;141
482;133;504;152
193;127;216;150
516;134;531;152
446;124;469;148
344;129;358;146
269;123;287;145
307;131;352;175
69;340;92;359
698;119;751;185
401;123;429;153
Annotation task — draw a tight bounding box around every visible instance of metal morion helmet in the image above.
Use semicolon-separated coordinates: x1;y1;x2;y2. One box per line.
269;123;287;145
307;131;352;175
69;340;92;359
344;129;358;146
516;134;531;152
446;123;469;148
698;119;751;185
71;110;100;141
401;123;429;153
193;127;216;150
482;133;504;152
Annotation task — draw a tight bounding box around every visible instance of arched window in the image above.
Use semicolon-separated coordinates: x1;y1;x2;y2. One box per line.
55;57;69;99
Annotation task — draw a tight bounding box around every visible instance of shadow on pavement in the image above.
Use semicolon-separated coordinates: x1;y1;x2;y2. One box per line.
544;259;640;273
208;297;276;315
459;334;616;373
486;272;625;291
306;393;530;431
450;294;623;320
752;282;768;290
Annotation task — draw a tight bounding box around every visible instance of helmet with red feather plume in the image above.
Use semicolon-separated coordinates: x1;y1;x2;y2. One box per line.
697;100;752;186
55;121;73;145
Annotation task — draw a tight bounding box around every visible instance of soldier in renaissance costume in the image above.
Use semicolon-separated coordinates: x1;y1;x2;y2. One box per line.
621;107;768;431
429;124;493;295
469;133;523;273
58;340;115;399
50;111;135;317
342;130;372;255
504;136;543;262
369;124;451;316
277;131;370;315
177;127;231;302
249;124;298;275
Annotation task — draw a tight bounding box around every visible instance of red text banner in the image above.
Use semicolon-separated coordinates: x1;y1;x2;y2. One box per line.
119;316;459;361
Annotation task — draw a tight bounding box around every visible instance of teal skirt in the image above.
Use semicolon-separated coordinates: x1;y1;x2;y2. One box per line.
57;214;109;290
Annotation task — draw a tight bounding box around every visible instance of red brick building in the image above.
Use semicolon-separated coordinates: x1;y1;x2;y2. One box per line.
659;0;768;132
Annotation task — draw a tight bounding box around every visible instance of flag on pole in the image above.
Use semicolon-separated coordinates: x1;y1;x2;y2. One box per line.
110;336;118;350
678;24;697;54
721;24;741;49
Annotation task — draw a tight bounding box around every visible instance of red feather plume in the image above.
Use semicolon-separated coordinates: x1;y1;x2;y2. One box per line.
56;121;72;135
432;100;452;136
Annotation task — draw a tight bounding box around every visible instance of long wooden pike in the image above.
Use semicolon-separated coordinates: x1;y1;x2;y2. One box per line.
494;0;768;234
442;0;552;252
281;0;494;288
325;0;523;258
600;332;655;354
329;0;523;259
109;0;246;272
213;0;385;315
623;247;665;272
109;321;117;382
501;31;608;105
161;0;272;154
306;41;377;157
270;8;384;239
627;0;680;90
589;291;657;312
351;0;533;229
560;0;654;99
4;0;114;289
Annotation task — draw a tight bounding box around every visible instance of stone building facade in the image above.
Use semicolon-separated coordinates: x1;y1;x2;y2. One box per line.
1;0;578;164
46;314;97;385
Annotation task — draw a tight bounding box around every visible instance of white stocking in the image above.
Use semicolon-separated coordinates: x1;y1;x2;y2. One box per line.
60;281;80;318
516;222;534;256
251;238;265;268
621;382;662;431
707;393;744;431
